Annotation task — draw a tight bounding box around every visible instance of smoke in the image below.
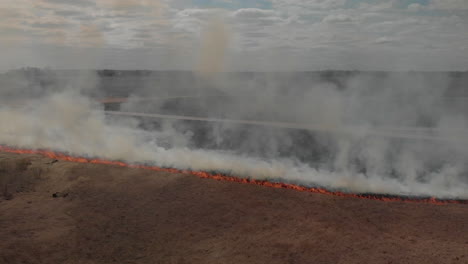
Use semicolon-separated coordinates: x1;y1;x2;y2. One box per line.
2;69;467;199
118;70;468;199
196;16;230;78
1;8;468;199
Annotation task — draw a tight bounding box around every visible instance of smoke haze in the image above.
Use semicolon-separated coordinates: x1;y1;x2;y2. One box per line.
1;7;468;199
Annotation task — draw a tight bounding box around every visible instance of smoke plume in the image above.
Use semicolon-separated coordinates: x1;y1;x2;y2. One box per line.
1;8;467;199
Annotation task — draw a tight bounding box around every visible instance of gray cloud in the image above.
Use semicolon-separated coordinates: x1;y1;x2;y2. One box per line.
429;0;468;10
54;10;85;17
42;0;95;7
232;8;277;18
373;36;398;45
322;14;355;24
0;0;467;71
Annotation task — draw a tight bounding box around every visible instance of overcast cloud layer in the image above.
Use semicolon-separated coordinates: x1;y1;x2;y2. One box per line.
0;0;467;71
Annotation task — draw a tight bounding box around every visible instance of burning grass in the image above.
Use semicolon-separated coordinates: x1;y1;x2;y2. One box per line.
0;145;466;205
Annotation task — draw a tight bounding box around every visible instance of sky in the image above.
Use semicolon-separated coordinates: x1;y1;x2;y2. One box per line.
0;0;467;71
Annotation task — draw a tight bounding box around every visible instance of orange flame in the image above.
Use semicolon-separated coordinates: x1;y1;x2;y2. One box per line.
0;145;466;205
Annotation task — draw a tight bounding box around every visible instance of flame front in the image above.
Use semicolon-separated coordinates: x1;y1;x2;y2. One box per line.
0;145;466;205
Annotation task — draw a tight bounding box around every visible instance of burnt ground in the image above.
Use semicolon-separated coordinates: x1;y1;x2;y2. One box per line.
0;152;467;264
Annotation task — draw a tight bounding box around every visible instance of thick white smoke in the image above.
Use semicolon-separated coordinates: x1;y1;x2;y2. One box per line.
1;8;467;200
1;70;468;199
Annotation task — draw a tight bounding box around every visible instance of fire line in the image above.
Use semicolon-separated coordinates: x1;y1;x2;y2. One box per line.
0;145;466;205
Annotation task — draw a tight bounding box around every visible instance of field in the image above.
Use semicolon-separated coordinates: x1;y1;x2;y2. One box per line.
1;0;468;259
1;151;467;264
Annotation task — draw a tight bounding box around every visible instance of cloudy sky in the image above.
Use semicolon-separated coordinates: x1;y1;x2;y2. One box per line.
1;0;467;71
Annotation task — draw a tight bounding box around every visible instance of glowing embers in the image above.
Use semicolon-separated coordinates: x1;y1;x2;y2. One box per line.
0;145;180;173
0;145;466;205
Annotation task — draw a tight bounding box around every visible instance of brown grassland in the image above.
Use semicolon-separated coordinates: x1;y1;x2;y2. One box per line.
0;152;467;264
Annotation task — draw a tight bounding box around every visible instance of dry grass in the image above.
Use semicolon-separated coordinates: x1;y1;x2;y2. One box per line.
1;152;467;264
0;157;42;200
